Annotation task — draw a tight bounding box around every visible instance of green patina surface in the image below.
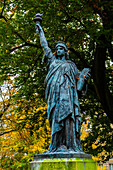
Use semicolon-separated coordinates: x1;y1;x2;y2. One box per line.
31;158;97;170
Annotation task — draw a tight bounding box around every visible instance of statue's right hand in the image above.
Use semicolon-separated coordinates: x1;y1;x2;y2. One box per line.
36;23;42;34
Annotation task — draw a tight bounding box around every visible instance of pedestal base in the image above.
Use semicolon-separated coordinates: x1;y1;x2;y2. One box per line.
31;152;97;170
31;158;97;170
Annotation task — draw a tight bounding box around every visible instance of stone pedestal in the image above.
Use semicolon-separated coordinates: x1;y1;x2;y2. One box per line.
31;152;97;170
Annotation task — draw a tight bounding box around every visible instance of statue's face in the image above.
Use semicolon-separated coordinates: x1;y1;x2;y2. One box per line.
56;46;65;57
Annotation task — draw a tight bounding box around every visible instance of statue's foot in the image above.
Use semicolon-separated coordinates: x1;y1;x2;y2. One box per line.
68;146;83;152
68;147;77;153
56;145;68;152
79;148;84;153
77;146;84;153
42;150;51;154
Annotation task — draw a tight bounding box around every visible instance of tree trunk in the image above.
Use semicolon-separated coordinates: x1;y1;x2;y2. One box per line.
93;34;113;123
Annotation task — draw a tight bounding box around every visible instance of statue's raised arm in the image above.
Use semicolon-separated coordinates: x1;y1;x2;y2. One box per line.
34;13;53;65
36;24;49;52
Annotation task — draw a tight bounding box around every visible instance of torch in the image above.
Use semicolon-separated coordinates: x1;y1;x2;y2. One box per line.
34;13;43;34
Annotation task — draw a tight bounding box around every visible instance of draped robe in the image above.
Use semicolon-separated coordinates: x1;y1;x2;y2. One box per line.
43;49;82;152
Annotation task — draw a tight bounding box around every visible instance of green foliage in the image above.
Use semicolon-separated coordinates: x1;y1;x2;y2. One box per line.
0;0;113;168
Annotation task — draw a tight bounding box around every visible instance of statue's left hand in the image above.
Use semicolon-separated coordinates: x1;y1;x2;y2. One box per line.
77;68;91;91
84;72;91;81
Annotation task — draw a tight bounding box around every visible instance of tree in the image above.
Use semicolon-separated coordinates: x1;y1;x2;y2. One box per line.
1;84;51;169
0;0;113;163
81;116;113;162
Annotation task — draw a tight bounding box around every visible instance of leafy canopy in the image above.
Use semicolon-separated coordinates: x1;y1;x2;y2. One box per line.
0;0;113;167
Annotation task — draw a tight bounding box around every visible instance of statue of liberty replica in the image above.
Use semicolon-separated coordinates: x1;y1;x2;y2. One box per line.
34;14;90;154
31;13;97;170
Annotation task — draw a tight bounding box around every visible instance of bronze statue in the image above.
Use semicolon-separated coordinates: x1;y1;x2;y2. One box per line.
34;14;90;153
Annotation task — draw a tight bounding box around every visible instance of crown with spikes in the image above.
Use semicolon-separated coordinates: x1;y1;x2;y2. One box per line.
55;41;68;51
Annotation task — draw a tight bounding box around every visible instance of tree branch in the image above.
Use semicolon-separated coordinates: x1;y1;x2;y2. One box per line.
1;0;6;15
10;42;39;53
58;0;87;31
0;13;26;42
9;0;18;5
0;129;16;136
0;15;7;22
13;30;26;42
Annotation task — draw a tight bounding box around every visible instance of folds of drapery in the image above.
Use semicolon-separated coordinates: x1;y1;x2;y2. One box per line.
45;59;81;135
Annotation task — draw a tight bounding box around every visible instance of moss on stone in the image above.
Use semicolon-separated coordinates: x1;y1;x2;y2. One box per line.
31;158;97;170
